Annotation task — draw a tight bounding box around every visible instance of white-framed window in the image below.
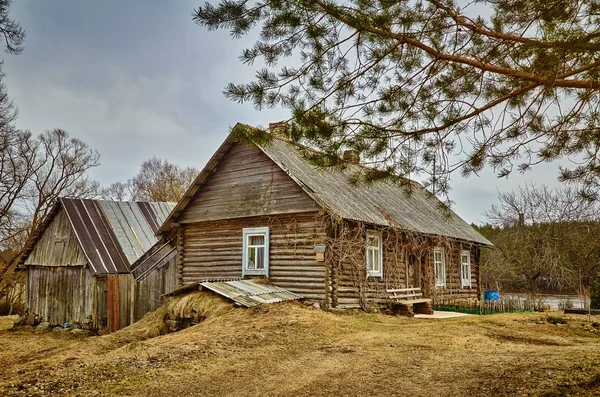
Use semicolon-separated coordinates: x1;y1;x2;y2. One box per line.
366;231;383;277
433;248;446;287
242;227;269;276
461;250;472;288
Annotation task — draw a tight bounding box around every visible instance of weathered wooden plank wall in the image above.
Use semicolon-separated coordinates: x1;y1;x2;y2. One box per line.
134;257;177;321
93;276;108;330
179;144;321;224
181;212;327;300
26;266;94;325
24;210;87;267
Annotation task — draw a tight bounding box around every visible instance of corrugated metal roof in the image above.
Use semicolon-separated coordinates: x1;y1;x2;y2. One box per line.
259;138;492;246
24;198;176;275
200;279;303;307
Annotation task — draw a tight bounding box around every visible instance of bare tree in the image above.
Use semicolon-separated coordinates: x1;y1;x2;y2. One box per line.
104;157;198;203
482;184;600;300
0;0;24;55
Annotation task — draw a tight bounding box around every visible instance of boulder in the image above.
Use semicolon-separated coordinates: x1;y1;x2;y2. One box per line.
36;322;51;331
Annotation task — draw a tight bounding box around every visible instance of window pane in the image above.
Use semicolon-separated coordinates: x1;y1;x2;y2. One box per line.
247;247;256;269
249;235;265;246
373;250;380;272
367;235;379;248
256;247;264;269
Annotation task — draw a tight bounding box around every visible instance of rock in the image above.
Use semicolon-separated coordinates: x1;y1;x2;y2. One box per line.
36;321;51;331
53;326;70;333
312;302;321;310
24;314;36;326
70;329;90;336
82;318;93;330
69;322;82;329
13;315;27;327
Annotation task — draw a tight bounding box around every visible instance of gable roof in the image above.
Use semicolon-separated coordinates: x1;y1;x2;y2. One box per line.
22;198;175;274
159;123;491;246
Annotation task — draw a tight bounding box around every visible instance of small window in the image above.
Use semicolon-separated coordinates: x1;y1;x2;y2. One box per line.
433;248;446;287
366;231;383;277
461;250;471;288
242;227;269;276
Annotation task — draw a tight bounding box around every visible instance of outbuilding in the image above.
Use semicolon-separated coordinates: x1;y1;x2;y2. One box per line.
20;198;174;330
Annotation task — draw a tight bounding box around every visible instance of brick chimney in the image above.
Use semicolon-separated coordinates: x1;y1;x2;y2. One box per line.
343;150;360;164
269;121;288;137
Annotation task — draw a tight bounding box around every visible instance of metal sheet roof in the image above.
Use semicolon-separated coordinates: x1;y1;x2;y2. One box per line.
20;198;176;275
200;279;303;307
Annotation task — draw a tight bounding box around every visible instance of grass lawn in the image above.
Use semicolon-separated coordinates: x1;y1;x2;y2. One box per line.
1;294;599;396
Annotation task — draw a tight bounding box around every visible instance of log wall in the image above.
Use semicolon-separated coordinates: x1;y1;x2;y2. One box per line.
334;225;481;308
181;212;327;300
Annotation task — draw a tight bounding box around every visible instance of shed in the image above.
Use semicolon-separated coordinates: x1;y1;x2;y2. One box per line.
20;198;174;331
155;123;492;309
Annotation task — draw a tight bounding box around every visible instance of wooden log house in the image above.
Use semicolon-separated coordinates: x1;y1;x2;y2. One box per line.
151;123;492;310
19;198;174;331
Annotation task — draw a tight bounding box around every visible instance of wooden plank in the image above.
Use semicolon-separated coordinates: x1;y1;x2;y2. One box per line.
395;298;431;305
386;288;422;293
389;292;423;299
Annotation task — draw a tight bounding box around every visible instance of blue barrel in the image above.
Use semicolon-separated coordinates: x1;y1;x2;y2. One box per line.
484;290;500;301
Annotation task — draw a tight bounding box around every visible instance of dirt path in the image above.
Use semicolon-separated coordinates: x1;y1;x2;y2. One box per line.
1;304;599;396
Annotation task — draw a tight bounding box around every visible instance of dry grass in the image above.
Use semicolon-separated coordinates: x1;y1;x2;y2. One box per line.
0;296;599;397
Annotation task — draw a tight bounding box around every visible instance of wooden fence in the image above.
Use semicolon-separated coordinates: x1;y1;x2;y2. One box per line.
433;294;546;315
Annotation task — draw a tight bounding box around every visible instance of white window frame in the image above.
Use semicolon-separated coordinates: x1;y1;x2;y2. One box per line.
366;230;383;278
433;248;446;287
242;227;270;276
460;250;472;288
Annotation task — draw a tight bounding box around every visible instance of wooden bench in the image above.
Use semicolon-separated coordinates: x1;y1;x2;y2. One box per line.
387;287;433;316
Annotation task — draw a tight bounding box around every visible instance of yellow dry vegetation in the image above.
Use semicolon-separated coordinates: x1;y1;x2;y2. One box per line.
0;294;599;397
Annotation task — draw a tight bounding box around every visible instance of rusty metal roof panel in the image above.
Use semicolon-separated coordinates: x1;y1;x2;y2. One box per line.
59;198;175;275
259;138;492;246
200;280;303;307
61;198;130;274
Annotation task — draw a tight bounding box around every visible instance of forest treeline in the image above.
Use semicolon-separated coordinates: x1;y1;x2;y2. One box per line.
476;184;600;307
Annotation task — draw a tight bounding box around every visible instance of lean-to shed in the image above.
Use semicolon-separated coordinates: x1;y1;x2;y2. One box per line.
20;198;174;330
155;123;492;309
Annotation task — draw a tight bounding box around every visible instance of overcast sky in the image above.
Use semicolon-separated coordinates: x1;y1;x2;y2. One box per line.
2;1;569;224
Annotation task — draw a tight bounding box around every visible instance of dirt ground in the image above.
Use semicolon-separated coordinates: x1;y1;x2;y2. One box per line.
1;298;599;397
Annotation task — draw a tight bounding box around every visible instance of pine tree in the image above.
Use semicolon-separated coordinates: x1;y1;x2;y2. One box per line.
195;0;600;199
